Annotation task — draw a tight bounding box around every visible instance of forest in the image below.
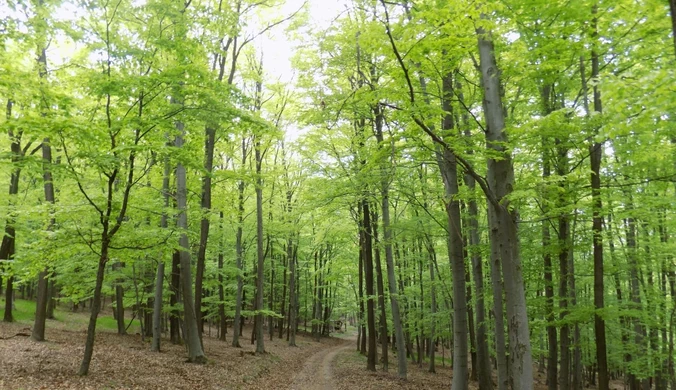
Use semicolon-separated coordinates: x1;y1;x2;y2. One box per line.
0;0;675;389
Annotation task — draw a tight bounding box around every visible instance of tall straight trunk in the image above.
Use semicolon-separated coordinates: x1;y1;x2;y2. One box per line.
232;137;247;348
218;211;227;341
33;13;55;339
373;102;407;379
279;251;287;339
2;100;20;324
540;83;558;390
458;78;494;390
114;262;126;335
359;220;367;355
151;257;165;351
587;7;610;386
254;131;265;354
625;215;644;390
557;139;570;390
438;71;469;390
543;159;557;390
372;210;389;370
195;125;216;335
426;237;437;374
288;237;297;346
363;200;377;371
175;122;206;364
170;249;181;344
33;135;55;340
477;22;533;389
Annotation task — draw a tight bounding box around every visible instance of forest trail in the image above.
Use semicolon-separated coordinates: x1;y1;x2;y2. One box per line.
290;338;353;390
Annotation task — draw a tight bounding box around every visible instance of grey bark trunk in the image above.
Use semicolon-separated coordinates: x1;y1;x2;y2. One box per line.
151;153;170;352
175;122;206;363
232;138;247;348
373;105;407;378
254;133;265;354
477;23;533;390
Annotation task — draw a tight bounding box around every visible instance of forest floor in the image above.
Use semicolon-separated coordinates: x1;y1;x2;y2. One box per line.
1;298;626;389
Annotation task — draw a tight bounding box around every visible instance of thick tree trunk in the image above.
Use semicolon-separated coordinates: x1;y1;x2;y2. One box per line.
477;23;533;389
176;124;206;363
557;139;570;390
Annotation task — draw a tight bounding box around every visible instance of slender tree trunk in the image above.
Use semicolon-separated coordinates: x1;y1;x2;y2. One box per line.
587;8;610;386
151;260;165;352
363;200;377;371
114;262;126;335
426;237;437;374
218;211;227;342
288;238;297;346
79;244;109;375
438;71;469;390
32;14;54;339
372;210;389;370
373;101;407;378
2;100;20;324
195;125;216;336
254;130;265;355
359;220;367;355
232;138;247;348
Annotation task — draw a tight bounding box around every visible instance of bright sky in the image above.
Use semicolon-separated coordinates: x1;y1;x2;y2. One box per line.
261;0;346;83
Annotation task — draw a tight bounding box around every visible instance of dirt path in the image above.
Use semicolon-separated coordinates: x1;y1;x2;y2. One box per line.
290;339;352;390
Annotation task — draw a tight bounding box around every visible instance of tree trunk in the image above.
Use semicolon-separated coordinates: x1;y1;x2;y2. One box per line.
254;131;265;355
78;246;108;375
176;122;206;364
232;137;247;348
288;238;297;346
438;71;468;390
114;262;126;335
195;125;216;336
477;22;533;389
373;101;407;379
587;8;610;386
426;237;437;374
218;211;227;342
363;200;377;371
372;210;389;371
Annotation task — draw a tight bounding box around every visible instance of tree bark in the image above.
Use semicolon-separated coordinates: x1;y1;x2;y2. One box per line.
195;125;216;336
254;131;266;355
373;100;407;378
232;137;247;348
363;200;377;371
477;22;533;390
175;122;206;363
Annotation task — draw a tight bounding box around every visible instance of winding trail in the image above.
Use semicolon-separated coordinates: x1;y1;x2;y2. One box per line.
289;339;353;390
